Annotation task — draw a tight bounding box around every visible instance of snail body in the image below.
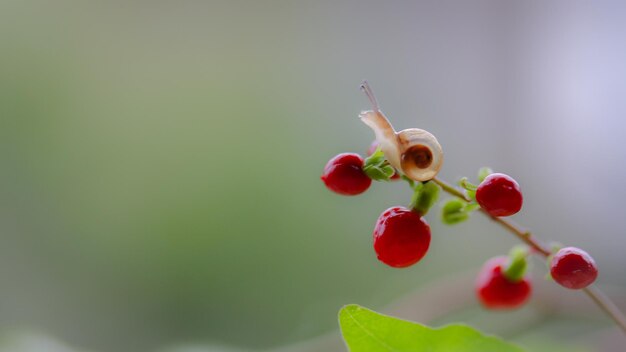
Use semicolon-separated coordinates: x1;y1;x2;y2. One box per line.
359;82;443;182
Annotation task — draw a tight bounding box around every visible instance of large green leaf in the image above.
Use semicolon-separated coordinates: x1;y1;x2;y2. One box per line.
339;305;524;352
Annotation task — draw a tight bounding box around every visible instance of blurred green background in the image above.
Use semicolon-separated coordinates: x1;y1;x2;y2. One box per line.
1;1;626;351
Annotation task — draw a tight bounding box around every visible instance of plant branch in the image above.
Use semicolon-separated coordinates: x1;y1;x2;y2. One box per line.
583;285;626;334
483;214;551;257
432;177;626;335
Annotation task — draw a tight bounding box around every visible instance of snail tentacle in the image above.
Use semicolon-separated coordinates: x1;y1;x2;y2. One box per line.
358;82;444;182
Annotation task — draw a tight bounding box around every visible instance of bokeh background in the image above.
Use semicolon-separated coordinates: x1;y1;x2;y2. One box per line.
1;1;626;351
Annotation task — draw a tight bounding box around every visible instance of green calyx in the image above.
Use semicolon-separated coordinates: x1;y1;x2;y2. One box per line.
410;181;440;216
478;167;493;183
362;148;395;181
441;198;480;225
459;177;478;201
442;199;468;224
459;177;478;191
503;246;529;283
439;173;486;224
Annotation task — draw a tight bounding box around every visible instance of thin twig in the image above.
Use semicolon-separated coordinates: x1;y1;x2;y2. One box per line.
583;285;626;334
432;177;626;334
482;214;551;257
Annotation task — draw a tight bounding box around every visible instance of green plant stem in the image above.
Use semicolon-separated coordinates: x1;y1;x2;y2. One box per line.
432;177;626;335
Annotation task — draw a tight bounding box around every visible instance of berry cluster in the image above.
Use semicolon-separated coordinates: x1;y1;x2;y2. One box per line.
318;82;626;333
321;143;433;268
320;81;606;320
322;146;599;310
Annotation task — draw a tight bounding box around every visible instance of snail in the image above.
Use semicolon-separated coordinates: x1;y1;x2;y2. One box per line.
359;81;443;182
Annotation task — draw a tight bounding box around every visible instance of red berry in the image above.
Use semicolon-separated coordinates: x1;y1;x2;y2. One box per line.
367;141;400;180
476;173;523;217
550;247;598;289
476;256;532;309
321;153;372;195
373;206;431;268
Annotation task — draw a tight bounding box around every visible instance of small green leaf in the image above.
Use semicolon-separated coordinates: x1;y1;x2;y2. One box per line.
365;148;386;165
380;165;395;177
441;198;469;225
363;149;395;181
459;177;478;191
410;181;440;215
465;203;481;212
458;178;478;200
443;211;469;225
363;164;394;181
339;304;524;352
443;198;464;213
478;167;493;183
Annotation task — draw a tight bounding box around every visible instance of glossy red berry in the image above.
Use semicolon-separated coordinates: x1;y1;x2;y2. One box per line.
373;206;431;268
476;256;532;309
476;173;523;217
321;153;372;195
367;141;400;180
550;247;598;289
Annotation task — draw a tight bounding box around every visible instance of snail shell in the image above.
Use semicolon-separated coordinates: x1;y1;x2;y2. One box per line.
359;82;443;182
397;128;443;182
